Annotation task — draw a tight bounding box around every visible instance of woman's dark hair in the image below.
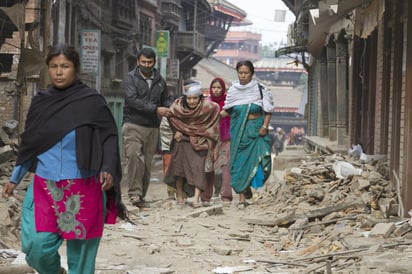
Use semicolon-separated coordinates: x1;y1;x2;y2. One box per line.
236;60;255;75
46;43;80;73
138;47;156;61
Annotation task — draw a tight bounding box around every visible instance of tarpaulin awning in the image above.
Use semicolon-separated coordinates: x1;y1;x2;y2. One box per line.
355;0;385;38
306;0;371;57
16;48;46;84
0;3;24;39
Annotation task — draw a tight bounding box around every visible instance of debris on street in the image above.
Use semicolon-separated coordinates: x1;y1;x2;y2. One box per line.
1;137;412;273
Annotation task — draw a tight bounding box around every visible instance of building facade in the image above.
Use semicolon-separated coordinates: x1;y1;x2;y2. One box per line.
0;0;246;134
213;31;261;67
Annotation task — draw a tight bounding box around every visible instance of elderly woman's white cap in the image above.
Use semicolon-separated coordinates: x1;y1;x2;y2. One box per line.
183;81;202;96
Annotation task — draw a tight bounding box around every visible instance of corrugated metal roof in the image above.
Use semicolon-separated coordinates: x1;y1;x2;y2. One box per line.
194;57;239;90
269;85;303;109
254;57;306;71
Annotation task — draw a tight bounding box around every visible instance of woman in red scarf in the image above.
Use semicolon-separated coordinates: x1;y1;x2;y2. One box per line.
201;78;233;204
165;81;220;208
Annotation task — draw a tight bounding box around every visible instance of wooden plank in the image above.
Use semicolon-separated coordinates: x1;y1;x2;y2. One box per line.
242;203;366;227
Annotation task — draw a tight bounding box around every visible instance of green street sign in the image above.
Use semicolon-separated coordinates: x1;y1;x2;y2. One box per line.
155;30;169;58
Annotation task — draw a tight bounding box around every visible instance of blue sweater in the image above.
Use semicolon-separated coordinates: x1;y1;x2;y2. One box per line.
10;130;96;184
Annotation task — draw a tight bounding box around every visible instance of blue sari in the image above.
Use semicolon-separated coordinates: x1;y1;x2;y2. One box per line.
229;103;272;193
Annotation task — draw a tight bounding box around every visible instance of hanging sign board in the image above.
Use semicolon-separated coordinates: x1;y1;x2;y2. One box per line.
80;29;101;74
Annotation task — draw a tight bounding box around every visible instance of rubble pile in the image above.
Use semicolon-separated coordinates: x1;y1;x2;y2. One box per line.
0;120;28;267
242;152;412;273
0;119;20;182
269;153;396;221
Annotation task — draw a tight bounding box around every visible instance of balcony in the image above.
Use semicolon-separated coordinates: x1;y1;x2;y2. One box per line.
204;25;227;42
176;31;205;71
160;1;181;26
177;31;205;54
112;1;135;30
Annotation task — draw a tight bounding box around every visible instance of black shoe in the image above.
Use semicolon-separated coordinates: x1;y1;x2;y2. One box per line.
134;199;150;208
244;187;253;199
131;196;147;208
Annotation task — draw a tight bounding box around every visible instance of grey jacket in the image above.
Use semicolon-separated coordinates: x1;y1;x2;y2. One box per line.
122;67;173;127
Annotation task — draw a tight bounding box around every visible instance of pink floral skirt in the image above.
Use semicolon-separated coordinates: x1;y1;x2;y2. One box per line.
33;174;105;240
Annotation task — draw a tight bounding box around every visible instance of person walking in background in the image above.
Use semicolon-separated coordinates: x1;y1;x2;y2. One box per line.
122;47;173;208
295;127;305;145
221;60;274;208
201;78;233;205
273;127;286;156
288;127;297;145
1;43;127;274
164;81;220;208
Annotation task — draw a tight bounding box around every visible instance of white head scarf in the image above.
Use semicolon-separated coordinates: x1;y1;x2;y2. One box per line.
183;81;202;96
224;79;274;112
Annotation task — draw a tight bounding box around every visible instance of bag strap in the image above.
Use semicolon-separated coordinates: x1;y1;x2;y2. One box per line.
258;84;263;99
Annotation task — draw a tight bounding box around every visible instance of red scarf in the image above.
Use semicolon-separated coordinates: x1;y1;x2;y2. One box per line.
210;78;230;141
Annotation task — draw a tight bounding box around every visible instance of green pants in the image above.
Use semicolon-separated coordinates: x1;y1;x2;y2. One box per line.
21;182;103;274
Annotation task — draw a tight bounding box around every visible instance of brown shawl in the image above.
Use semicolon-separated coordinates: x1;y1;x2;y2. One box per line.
168;97;220;160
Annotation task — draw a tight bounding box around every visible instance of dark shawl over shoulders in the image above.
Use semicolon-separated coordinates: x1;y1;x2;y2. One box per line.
17;80;127;220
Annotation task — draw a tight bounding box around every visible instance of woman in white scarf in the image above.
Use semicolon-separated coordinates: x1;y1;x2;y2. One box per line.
221;60;274;208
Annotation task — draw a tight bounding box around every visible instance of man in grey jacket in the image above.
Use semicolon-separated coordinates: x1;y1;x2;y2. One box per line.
122;47;173;207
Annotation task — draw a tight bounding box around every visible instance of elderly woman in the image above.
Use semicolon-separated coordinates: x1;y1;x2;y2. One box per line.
165;81;220;208
221;60;274;208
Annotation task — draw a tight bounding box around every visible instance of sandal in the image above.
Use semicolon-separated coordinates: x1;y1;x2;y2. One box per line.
202;200;211;207
237;201;249;209
221;200;231;207
176;200;185;208
191;202;201;208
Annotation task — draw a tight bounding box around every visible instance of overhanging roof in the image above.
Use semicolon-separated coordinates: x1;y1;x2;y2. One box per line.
282;0;371;58
275;45;307;57
254;57;307;72
209;0;250;25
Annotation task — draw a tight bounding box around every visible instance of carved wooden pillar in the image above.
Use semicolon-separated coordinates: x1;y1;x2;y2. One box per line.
336;39;348;146
319;54;329;137
327;43;337;141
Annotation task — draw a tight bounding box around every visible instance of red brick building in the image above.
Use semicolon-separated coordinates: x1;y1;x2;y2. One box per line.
212;31;261;67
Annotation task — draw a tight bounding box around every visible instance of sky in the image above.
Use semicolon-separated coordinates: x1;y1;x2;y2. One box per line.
227;0;296;47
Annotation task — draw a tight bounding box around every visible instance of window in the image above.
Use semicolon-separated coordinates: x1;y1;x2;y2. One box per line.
140;13;153;46
103;54;111;79
115;50;124;79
